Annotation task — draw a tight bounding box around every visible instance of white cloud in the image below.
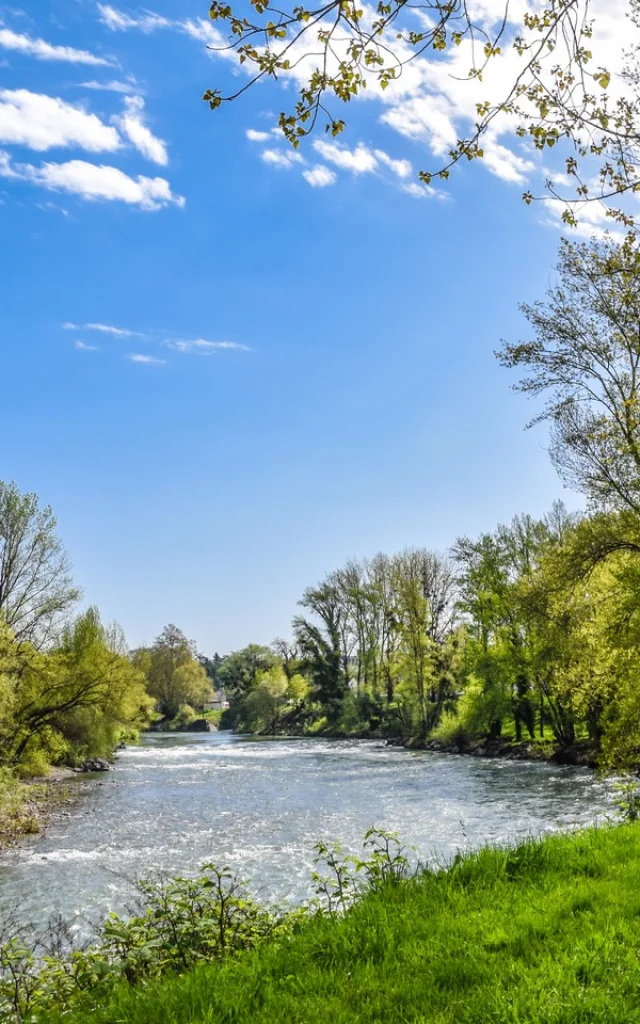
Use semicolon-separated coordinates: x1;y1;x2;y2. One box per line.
98;5;230;51
379;95;458;155
246;129;271;143
0;89;121;152
128;353;166;364
374;149;412;179
74;339;100;351
80;79;140;94
180;17;229;49
166;338;250;354
403;181;435;199
97;5;171;32
0;151;184;209
63;321;145;337
303;165;337;188
115;96;168;165
260;148;304;169
0;26;112;65
480;134;534;185
312;140;377;174
94;0;635;197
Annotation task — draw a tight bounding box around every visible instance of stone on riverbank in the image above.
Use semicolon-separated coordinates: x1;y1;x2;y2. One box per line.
73;758;112;773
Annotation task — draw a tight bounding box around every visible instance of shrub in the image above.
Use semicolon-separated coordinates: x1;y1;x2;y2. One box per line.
0;768;23;828
0;830;411;1022
431;711;471;748
167;705;197;731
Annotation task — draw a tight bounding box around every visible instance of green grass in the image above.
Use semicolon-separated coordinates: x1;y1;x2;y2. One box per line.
48;823;640;1024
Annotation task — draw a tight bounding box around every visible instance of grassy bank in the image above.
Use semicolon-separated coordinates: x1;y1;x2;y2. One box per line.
0;767;77;849
41;822;640;1024
0;769;42;846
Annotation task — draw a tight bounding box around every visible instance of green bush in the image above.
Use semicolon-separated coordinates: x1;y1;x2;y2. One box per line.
431;711;472;748
0;830;408;1022
167;705;197;731
0;768;23;826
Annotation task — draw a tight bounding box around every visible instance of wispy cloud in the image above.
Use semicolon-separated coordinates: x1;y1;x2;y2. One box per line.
79;79;140;95
97;4;171;32
303;165;336;188
74;339;100;351
0;26;113;66
165;338;251;354
260;148;304;170
402;181;435;199
115;95;167;166
97;4;230;51
64;321;145;337
374;149;412;180
0;89;121;152
1;151;184;210
128;353;166;364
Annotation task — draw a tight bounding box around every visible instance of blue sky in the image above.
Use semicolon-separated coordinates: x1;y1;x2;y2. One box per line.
2;0;622;653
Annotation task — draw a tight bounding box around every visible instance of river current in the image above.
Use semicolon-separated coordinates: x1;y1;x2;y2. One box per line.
0;732;614;935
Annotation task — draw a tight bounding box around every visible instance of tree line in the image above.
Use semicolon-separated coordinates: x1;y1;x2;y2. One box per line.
4;233;640;774
217;233;640;770
0;484;214;775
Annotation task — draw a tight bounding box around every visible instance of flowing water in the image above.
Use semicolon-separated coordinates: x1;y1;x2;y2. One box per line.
0;732;614;936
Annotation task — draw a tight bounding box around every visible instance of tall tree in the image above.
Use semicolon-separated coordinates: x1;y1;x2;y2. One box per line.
0;481;80;646
137;625;212;719
499;234;640;517
294;580;349;711
2;608;151;767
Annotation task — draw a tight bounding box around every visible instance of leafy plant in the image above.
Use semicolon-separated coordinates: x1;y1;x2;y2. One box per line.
613;776;640;823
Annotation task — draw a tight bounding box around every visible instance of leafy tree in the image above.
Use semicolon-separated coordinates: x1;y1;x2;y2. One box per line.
2;608;152;768
137;625;212;719
454;512;568;742
0;480;80;646
199;651;224;688
500;234;640;517
216;644;279;700
203;0;640;221
294;580;349;713
270;638;301;680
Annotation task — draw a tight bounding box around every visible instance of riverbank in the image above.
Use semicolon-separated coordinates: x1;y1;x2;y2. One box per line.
258;724;599;768
0;766;96;850
406;735;597;767
0;770;72;849
41;820;640;1024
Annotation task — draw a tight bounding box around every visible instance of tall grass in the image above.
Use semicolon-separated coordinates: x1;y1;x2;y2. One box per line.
39;822;640;1024
0;769;38;842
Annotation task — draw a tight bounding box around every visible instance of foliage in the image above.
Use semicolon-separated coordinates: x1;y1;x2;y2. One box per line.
613;776;640;822
134;625;212;720
1;609;153;771
499;233;640;516
1;829;410;1022
167;704;198;730
33;823;640;1024
201;0;640;222
0;768;38;840
0;480;80;646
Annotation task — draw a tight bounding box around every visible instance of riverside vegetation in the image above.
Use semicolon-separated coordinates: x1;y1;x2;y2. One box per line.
1;812;640;1023
213;236;640;772
6;237;640;811
6;232;640;1016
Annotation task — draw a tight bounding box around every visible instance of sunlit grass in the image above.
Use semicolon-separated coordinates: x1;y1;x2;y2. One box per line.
46;822;640;1024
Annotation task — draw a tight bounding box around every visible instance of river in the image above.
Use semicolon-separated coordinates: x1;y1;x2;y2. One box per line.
0;732;615;936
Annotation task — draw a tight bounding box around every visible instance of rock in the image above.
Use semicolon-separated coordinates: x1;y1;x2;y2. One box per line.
184;719;211;733
74;758;112;773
